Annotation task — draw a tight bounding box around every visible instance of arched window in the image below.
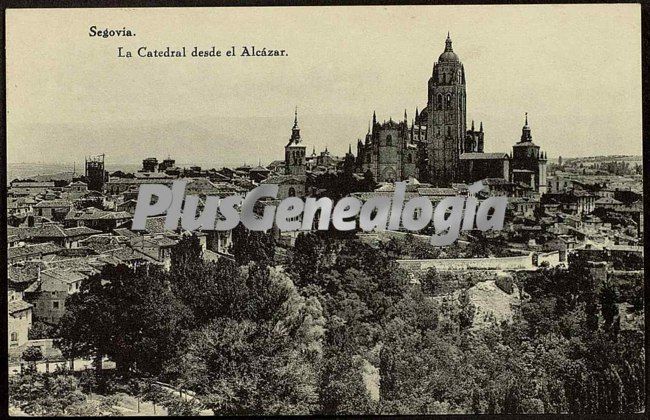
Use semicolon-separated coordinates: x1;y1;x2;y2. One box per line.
386;135;392;146
288;187;296;197
446;94;451;108
407;154;413;164
437;94;442;110
447;127;451;137
459;95;462;110
10;332;17;342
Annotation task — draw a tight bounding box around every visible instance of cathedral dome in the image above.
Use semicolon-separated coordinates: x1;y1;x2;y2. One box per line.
438;50;459;62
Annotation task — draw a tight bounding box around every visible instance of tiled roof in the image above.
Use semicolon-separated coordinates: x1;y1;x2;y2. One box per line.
249;166;270;172
143;216;168;234
350;191;425;201
39;269;87;291
113;228;139;238
460;152;509;160
7;225;101;240
64;226;102;237
7;227;35;242
8;242;62;260
47;257;104;275
11;181;55;188
261;175;306;185
8;299;33;315
78;235;126;253
129;235;177;249
7;197;37;208
483;178;513;185
108;246;158;263
606;245;643;253
417;187;457;196
66;208;131;221
34;199;72;208
8;264;42;284
107;177;174;184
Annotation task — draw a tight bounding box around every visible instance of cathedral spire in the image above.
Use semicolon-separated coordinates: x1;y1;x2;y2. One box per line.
372;111;377;127
445;31;453;52
348;143;352;154
471;120;475;131
480;121;483;132
404;109;408;123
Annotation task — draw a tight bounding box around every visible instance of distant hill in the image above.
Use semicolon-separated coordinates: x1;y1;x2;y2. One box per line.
563;155;642;163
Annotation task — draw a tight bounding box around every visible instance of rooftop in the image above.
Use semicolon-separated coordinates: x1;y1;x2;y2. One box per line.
460;152;509;160
8;299;33;315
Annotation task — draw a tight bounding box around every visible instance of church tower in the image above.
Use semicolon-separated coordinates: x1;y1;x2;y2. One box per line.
285;108;306;176
512;113;547;193
425;33;466;185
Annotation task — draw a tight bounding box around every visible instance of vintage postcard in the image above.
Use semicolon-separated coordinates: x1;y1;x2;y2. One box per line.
5;4;644;416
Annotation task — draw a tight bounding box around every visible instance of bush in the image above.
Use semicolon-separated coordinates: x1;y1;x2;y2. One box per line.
28;321;56;340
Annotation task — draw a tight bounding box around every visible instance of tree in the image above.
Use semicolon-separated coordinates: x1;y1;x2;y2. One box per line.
288;233;330;287
419;267;442;296
458;289;476;330
230;224;276;266
169;244;247;327
9;372;87;415
584;292;600;332
319;348;374;414
142;383;169;415
57;263;187;377
171;266;324;415
22;346;43;373
600;283;619;332
163;395;204;416
170;234;203;270
175;318;319;415
28;321;57;340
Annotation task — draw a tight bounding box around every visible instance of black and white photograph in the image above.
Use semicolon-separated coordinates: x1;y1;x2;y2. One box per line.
5;4;646;416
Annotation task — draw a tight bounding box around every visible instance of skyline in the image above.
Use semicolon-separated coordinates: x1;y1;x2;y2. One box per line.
7;5;642;165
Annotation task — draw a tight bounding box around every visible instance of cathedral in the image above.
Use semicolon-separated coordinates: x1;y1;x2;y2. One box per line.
355;33;548;191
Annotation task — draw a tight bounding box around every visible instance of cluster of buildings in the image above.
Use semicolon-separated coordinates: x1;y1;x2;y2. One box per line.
355;34;547;194
7;33;643;362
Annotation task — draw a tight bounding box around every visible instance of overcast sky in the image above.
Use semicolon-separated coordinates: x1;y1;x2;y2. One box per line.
6;5;642;167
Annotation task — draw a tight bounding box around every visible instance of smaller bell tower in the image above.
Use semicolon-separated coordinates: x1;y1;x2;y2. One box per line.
285;107;306;176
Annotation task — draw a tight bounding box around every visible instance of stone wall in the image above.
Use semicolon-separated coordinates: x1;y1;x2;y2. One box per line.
397;253;535;271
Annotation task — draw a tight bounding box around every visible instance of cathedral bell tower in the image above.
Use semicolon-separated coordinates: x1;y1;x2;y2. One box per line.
426;33;466;186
